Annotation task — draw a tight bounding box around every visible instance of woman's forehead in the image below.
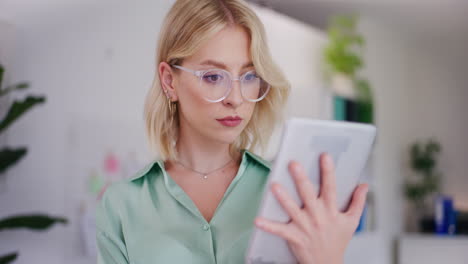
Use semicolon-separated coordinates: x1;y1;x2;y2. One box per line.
185;26;252;70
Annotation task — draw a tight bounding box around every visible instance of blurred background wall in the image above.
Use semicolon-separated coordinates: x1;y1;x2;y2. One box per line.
1;0;467;263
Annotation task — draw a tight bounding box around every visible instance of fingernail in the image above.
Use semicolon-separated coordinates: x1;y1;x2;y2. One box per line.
289;161;296;170
273;184;283;194
324;154;332;166
294;163;302;174
255;219;265;227
363;184;369;194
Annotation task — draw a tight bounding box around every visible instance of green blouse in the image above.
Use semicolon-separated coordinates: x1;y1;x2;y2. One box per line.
96;149;271;264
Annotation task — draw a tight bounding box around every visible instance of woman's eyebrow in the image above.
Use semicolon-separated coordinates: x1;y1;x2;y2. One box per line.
199;59;254;70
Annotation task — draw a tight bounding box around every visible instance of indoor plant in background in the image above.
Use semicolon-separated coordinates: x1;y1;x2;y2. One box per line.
0;64;67;264
322;14;373;124
404;138;442;232
322;14;375;233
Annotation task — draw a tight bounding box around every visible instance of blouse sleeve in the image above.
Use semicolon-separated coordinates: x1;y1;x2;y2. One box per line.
96;185;130;264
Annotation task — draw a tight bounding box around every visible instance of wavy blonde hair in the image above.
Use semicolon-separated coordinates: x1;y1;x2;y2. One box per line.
144;0;290;161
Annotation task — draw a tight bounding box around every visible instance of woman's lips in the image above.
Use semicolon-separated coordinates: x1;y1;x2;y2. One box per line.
216;117;243;127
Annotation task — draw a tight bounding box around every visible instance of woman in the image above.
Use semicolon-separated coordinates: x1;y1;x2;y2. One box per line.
96;0;369;263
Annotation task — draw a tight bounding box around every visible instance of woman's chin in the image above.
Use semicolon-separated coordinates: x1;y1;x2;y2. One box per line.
211;132;242;145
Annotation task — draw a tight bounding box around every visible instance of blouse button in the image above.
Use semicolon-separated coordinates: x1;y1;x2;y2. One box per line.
202;224;210;231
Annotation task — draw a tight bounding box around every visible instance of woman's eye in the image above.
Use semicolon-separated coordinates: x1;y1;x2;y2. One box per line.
203;74;224;83
243;73;258;81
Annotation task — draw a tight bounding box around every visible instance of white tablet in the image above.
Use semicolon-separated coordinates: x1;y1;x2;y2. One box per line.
245;118;377;264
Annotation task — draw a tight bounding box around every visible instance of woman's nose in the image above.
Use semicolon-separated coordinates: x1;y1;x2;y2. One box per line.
222;79;244;108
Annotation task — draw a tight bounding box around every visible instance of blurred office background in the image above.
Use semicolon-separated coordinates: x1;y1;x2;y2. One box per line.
0;0;467;263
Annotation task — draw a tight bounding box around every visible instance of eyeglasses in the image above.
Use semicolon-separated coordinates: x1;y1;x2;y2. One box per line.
170;64;270;103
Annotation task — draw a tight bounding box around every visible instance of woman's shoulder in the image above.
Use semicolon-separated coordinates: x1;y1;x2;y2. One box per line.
127;160;163;182
99;160;162;202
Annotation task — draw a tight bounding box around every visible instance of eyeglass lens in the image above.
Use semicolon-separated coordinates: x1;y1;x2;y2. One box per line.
199;69;269;102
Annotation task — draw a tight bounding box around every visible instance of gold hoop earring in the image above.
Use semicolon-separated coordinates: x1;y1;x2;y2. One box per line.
168;97;173;114
167;97;176;125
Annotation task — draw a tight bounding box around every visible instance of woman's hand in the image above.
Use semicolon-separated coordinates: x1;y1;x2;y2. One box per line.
254;153;369;264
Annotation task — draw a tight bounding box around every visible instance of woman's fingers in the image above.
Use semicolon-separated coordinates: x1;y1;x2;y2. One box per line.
257;160;370;263
318;153;337;210
345;183;369;220
288;161;317;209
254;217;301;246
271;182;307;225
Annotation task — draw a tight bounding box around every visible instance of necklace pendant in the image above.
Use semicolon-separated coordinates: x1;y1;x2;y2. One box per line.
203;175;208;179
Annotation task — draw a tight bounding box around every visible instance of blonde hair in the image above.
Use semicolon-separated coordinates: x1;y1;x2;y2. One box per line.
144;0;290;161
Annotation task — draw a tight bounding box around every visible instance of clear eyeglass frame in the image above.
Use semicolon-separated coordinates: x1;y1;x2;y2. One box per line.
170;64;270;103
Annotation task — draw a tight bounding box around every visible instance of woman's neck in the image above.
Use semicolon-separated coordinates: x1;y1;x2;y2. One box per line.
173;122;241;173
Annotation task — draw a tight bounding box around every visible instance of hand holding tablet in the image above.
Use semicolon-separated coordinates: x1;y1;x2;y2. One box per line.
246;118;377;264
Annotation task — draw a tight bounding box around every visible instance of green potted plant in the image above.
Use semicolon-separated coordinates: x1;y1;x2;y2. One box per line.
0;64;67;264
404;138;441;231
323;14;373;124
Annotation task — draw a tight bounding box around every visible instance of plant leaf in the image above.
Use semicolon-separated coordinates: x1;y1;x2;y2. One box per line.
0;95;46;134
0;147;27;175
0;252;18;264
0;215;67;231
0;64;4;90
0;83;29;97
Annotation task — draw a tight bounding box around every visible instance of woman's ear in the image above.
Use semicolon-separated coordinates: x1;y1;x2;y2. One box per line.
158;61;179;102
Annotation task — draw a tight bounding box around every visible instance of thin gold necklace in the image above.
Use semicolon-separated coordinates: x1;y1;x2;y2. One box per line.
175;158;234;179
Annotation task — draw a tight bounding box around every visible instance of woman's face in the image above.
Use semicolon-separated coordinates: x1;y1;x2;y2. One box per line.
161;25;257;145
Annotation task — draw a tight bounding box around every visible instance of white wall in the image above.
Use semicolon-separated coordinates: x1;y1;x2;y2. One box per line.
0;20;16;133
356;17;415;264
0;20;16;70
357;15;468;263
0;1;169;263
0;1;328;264
404;34;468;210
